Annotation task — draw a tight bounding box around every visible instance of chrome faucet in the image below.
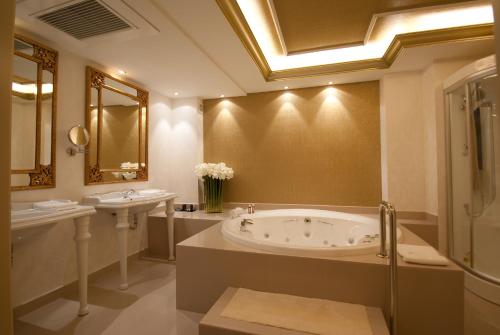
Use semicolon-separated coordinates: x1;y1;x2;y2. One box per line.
304;217;312;224
378;201;398;335
240;218;254;232
122;189;136;198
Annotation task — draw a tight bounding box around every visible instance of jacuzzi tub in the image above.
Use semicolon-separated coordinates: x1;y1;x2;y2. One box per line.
221;209;401;257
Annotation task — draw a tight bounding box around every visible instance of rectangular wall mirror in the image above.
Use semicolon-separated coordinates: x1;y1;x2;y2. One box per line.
85;66;148;184
11;34;57;190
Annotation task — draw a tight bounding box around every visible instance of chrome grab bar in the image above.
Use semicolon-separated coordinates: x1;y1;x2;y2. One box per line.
377;201;398;335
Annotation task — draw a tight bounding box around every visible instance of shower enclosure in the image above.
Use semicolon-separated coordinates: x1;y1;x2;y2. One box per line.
445;55;500;328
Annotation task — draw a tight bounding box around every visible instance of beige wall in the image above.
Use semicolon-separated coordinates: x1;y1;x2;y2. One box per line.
0;0;14;333
381;72;426;212
10;31;203;306
156;98;204;204
204;82;381;206
380;59;475;251
422;60;471;215
422;60;472;253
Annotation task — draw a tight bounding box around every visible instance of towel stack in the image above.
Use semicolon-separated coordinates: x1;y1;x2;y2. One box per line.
397;244;449;266
33;200;78;211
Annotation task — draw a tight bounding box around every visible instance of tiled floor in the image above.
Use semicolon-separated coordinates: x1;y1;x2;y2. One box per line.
14;259;203;335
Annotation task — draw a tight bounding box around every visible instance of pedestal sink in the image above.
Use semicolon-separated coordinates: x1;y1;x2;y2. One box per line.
83;189;176;290
11;201;96;316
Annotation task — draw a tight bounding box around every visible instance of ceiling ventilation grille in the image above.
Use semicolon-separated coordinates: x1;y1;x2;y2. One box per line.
36;0;131;40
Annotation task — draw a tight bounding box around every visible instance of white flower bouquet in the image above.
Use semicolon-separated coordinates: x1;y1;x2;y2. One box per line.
195;163;234;213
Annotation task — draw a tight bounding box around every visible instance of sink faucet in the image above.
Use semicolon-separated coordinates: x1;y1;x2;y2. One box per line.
240;218;253;232
123;189;136;198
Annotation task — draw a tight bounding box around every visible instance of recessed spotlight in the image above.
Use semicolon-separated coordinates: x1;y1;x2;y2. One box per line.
117;69;126;75
284;86;289;90
174;92;179;96
328;81;333;85
220;94;225;98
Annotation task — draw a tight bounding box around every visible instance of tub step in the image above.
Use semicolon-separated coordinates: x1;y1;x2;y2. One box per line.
199;287;389;335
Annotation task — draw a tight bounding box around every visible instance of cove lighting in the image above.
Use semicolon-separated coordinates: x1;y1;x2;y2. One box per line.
236;0;494;71
220;94;225;98
284;86;289;90
328;81;333;85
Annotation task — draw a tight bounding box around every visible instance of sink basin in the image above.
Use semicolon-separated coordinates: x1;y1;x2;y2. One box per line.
83;189;176;214
11;201;96;316
11;203;96;244
81;189;176;290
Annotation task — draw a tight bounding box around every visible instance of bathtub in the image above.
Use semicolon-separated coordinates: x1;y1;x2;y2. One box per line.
221;209;401;257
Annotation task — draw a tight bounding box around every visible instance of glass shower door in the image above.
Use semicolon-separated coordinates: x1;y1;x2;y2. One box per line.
468;73;500;281
448;70;500;283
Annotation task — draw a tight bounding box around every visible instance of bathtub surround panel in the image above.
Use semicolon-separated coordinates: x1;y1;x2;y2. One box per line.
147;211;224;260
203;82;381;206
177;223;464;335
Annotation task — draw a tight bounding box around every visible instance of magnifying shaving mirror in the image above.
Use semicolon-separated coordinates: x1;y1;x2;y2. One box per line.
67;125;90;155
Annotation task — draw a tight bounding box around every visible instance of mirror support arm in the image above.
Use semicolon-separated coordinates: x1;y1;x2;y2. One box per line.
67;146;86;156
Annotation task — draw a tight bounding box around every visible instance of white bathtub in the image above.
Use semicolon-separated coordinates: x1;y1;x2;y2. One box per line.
221;209;401;257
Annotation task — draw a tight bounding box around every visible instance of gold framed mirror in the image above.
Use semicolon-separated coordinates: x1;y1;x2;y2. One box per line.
85;66;148;185
11;34;57;191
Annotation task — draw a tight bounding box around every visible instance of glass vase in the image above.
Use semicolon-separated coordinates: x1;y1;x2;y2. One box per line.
204;176;224;213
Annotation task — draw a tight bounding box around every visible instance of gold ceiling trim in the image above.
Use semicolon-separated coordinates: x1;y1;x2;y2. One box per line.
215;0;271;79
216;0;494;81
383;23;494;65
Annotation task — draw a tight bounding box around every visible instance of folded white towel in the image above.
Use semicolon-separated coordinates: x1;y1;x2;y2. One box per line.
33;200;78;211
397;244;449;266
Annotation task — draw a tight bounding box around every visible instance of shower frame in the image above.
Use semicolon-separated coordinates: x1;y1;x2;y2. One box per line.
444;56;500;286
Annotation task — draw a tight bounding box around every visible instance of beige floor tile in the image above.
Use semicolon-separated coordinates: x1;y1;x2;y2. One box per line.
14;259;202;335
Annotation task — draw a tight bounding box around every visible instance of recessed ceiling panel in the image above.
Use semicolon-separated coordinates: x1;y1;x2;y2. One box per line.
272;0;475;54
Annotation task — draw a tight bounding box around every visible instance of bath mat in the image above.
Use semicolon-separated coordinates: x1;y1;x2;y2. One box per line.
220;288;373;335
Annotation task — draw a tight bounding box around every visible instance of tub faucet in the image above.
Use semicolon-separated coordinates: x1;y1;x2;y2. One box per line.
240;219;253;232
378;201;396;258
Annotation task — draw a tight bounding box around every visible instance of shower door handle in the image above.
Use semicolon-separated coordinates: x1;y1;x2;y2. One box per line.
464;203;471;217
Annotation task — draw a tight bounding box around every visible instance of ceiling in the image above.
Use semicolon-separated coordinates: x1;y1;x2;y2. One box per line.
272;0;474;54
13;0;496;99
